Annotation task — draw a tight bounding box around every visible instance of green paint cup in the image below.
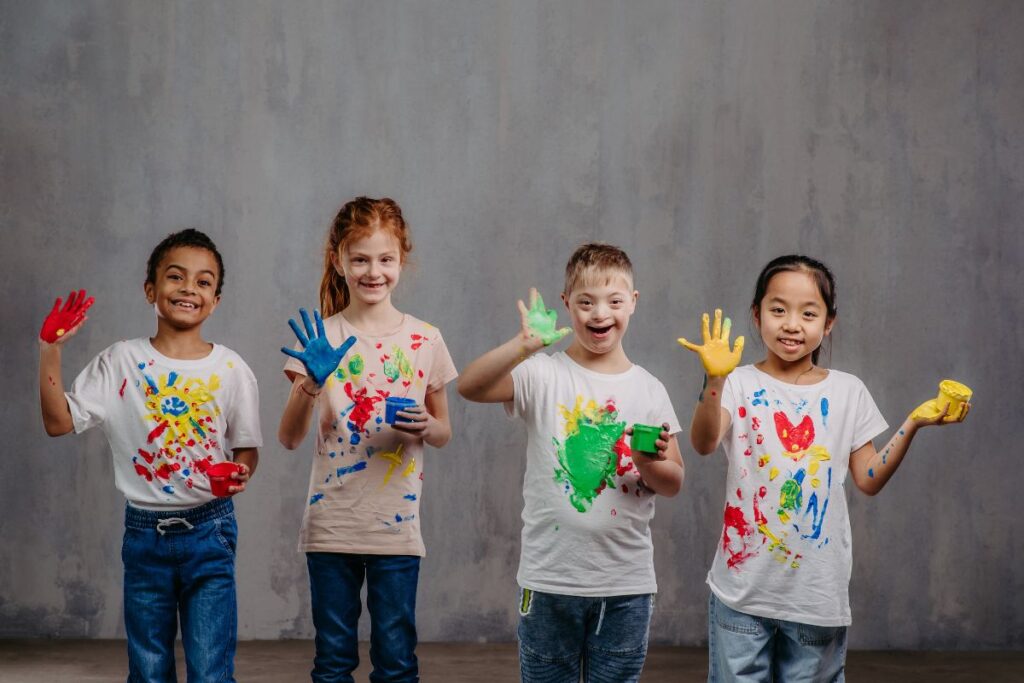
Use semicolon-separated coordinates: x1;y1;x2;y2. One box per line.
630;423;661;454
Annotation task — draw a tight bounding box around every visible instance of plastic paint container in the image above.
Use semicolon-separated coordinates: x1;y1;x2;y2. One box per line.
630;424;661;454
936;380;972;421
207;461;243;497
385;396;418;425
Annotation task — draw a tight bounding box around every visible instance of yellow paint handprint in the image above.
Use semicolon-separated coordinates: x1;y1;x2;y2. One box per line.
677;309;744;377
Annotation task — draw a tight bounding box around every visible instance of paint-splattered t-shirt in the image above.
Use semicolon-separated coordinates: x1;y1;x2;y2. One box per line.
284;313;457;557
506;352;681;597
65;338;263;511
708;365;888;627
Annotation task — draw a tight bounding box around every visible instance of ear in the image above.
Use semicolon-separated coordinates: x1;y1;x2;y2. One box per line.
752;305;761;329
209;294;221;316
144;281;155;304
330;249;344;276
824;316;836;337
561;292;569;309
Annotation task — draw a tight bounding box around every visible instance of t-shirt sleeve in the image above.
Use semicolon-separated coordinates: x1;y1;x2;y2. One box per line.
648;378;683;435
65;348;115;433
851;378;888;452
504;354;544;420
720;373;739;416
224;357;264;450
426;330;458;394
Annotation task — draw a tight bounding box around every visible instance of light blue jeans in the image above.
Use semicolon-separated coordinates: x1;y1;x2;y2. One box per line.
517;588;653;683
122;497;238;683
708;592;847;682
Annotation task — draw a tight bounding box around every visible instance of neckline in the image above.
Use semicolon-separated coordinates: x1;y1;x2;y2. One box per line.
143;338;221;367
751;364;831;388
559;351;635;379
339;312;408;339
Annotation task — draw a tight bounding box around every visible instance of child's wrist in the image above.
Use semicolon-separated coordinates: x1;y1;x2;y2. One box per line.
299;376;322;398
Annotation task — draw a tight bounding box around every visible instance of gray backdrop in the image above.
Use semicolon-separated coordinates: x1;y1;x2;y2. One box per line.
2;1;1022;650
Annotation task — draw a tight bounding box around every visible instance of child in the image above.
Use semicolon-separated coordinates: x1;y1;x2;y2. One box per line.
278;196;458;683
458;243;685;683
38;229;262;682
679;254;970;682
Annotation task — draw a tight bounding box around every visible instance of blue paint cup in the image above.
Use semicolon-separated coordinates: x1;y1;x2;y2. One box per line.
385;396;418;425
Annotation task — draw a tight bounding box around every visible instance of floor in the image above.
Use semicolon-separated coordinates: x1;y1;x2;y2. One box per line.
0;640;1021;682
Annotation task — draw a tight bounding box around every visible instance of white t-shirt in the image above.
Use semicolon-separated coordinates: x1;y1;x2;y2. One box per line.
66;338;263;511
708;364;888;626
506;352;681;597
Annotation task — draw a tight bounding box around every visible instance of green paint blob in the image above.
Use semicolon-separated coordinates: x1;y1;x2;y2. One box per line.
348;354;364;377
527;294;568;345
553;420;624;512
779;478;803;512
392;346;414;378
383;358;399;382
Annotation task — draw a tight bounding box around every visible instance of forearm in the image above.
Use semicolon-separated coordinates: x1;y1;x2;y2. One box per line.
632;457;684;496
855;419;918;495
278;376;318;449
457;335;535;402
39;343;73;436
233;447;259;476
690;375;726;454
423;420;451;448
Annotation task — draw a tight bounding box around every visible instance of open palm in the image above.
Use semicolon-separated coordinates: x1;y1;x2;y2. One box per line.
677;308;744;377
281;308;357;386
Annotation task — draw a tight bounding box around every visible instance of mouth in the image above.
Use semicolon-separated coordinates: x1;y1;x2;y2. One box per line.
587;323;614;338
172;300;199;311
359;281;386;291
778;337;803;350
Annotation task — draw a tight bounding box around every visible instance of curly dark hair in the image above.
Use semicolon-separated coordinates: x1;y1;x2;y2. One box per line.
146;228;225;296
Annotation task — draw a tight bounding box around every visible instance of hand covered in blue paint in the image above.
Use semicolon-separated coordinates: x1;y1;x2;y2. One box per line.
517;288;571;349
281;308;357;387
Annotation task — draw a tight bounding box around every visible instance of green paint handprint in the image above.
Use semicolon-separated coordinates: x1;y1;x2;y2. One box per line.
678;308;744;377
518;288;571;346
554;420;624;513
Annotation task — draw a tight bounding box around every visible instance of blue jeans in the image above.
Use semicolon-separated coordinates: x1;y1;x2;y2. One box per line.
306;552;420;683
708;592;847;682
122;497;238;683
517;588;653;683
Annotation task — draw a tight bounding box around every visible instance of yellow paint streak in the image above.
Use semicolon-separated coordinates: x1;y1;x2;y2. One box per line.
380;444;405;487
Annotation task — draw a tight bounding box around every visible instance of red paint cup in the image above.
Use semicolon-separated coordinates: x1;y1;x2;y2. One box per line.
207;461;243;497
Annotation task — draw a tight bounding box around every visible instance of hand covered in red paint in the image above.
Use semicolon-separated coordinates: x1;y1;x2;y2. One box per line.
39;290;95;344
227;462;251;495
624;422;672;461
390;404;443;442
677;308;744;377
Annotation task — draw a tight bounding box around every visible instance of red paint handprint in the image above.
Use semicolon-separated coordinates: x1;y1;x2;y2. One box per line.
774;411;815;455
40;290;95;343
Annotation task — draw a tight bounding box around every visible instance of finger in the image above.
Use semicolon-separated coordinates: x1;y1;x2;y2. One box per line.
677;337;701;353
391;421;426;433
80;296;95;314
534;291;545;311
62;291;77;312
315;309;327;339
288;318;310;347
661;423;671;440
517;299;529;320
721;317;732;345
281;346;305;361
528;287;538;309
732;335;745;358
554;327;571;342
49;297;62;315
961;403;971;421
624;426;633;436
701;312;711;344
300;308;316;340
712;309;722;340
337;335;357;357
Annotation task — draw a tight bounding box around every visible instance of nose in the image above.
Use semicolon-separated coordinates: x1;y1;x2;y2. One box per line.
782;314;801;331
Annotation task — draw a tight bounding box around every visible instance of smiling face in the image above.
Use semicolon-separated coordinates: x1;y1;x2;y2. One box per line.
333;227;403;307
754;270;834;365
144;246;221;330
561;268;637;356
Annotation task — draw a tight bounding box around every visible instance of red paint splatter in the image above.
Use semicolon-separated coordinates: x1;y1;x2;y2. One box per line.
736;488;743;499
133;462;153;481
137;448;156;464
376;342;383;349
410;334;425;350
417;369;424;379
119;378;127;397
614;433;634;476
193;456;214;474
738;406;747;418
147;421;169;443
621;484;629;493
711;391;716;397
756;434;764;445
752;417;761;430
723;503;757;568
344;382;387;432
743;447;752;456
610;509;617;517
774;412;815;454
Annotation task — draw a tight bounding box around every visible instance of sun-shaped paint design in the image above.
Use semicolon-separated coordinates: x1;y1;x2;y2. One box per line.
140;369;222;448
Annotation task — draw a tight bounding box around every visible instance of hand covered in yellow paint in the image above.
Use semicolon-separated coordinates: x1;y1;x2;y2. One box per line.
517;288;571;351
677;309;744;377
909;399;970;426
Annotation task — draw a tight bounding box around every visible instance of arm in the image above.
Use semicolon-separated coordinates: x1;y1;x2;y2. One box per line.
278;308;357;450
457;288;570;403
849;401;969;496
678;309;743;455
228;447;259;494
38;290;95;437
627;423;685;496
391;385;452;448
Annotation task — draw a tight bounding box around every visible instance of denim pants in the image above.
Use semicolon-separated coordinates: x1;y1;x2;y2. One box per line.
707;592;847;683
306;552;421;683
122;497;238;683
517;588;654;683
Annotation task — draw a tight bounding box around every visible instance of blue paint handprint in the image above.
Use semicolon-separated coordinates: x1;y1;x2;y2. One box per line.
160;396;189;417
281;308;357;386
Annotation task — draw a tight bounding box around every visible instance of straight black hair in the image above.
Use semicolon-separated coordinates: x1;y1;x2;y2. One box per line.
751;255;837;365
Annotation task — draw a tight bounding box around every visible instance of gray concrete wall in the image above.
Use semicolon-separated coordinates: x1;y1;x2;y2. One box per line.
2;1;1022;649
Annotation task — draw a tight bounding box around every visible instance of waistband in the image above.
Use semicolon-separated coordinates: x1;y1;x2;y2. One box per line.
125;497;234;532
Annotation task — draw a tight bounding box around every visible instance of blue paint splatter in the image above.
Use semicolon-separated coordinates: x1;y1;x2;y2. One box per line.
794;399;809;414
167;371;178;386
403;494;417;501
137;362;146;370
143;373;159;394
898;430;904;436
350;432;361;445
820;398;829;426
189;417;207;439
336;461;368;477
752;389;769;407
338;437;344;443
182;469;190;477
328;451;336;458
366;447;376;458
310;493;324;505
868;468;874;478
162;485;174;494
376;416;383;424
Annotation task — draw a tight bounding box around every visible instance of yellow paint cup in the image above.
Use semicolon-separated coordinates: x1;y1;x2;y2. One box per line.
935;380;972;422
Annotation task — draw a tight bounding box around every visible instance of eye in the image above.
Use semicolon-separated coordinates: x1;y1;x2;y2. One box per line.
169;273;182;281
199;280;212;288
770;306;784;314
803;311;818;319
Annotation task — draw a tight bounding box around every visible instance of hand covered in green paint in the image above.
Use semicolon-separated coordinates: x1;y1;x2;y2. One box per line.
281;308;357;387
517;288;571;349
677;309;744;377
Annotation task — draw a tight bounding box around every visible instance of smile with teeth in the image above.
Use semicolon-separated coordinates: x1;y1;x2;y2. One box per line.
360;281;386;289
173;300;199;310
779;338;803;349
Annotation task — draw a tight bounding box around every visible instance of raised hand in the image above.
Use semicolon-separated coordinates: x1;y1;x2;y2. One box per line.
677;308;744;377
40;290;95;344
517;288;571;348
281;308;357;386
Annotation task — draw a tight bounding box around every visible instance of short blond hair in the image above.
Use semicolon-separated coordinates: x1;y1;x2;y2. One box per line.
563;243;634;295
